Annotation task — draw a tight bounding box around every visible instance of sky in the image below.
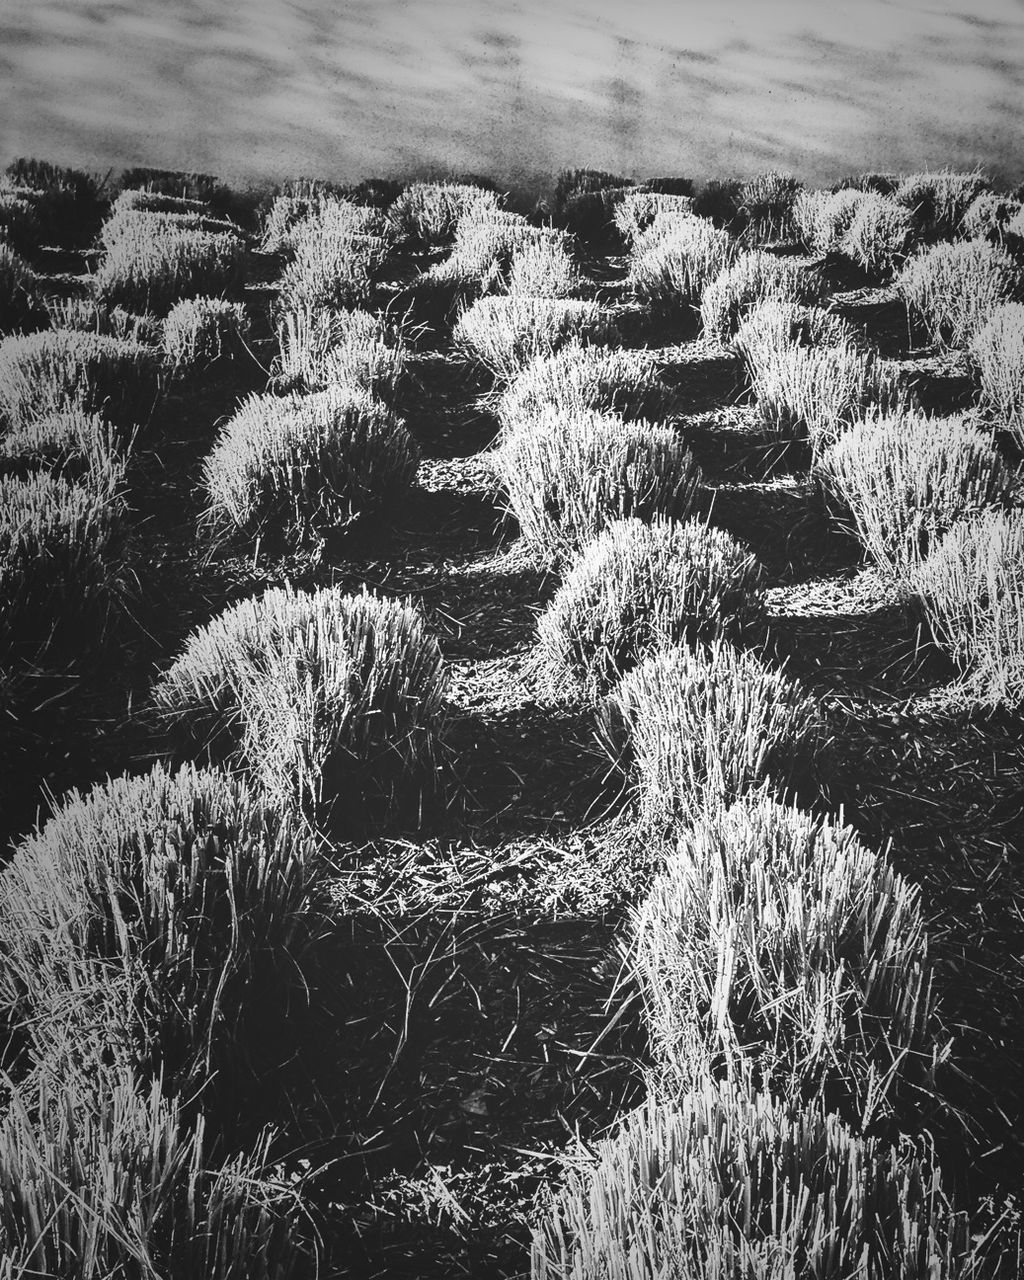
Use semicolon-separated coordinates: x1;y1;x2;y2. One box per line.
2;0;1023;193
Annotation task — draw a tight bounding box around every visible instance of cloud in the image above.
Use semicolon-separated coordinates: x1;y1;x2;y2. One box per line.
2;0;1022;188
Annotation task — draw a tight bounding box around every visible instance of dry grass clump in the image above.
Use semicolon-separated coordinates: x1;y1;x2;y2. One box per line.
844;192;916;274
612;191;694;245
691;178;746;230
453;294;614;384
423;207;537;293
737;171;801;242
4;158;106;247
0;328;159;429
110;187;208;217
897;238;1020;347
99;207;239;252
534;517;762;698
422;211;583;300
816;410;1014;578
598;642;817;828
0;242;45;333
387;181;501;249
732;298;857;386
0;1072;309;1280
260;192;315;253
895;169;988;239
554;168;629;209
497;343;672;432
506;234;583;298
494;406;701;562
0;761;318;1088
202;384;418;548
43;295;162;345
793;185;913;269
970;302;1024;443
912;509;1024;708
643;177;696;198
747;336;909;452
833;172;900;195
634;795;940;1119
94;218;247;315
699;249;824;341
792;187;866;254
962;193;1023;244
117;166;224;204
154;585;447;815
0;185;44;257
1004;203;1024;249
627;213;734;309
259;187;383;255
553;169;634;241
0;469;125;660
0;406;129;482
558;186;635;243
272;306;407;400
276;198;389;312
532;1078;971;1280
162;295;250;369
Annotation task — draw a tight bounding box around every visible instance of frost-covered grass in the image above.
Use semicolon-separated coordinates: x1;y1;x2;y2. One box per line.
202;384;418;548
895;169;989;240
746;333;909;452
154;585;448;816
0;242;44;334
613;190;694;245
700;249;824;341
732;298;858;388
162;296;250;369
453;294;614;384
897;237;1020;348
260;188;382;255
634;794;941;1118
387;181;501;249
272;306;408;400
109;188;208;217
792;185;916;274
844;192;916;274
94;216;246;315
506;234;583;298
597;641;817;827
534;517;762;698
421;208;580;302
913;509;1024;709
816;410;1014;578
736;171;801;243
532;1080;972;1280
792;187;867;255
276;198;389;312
627;213;734;309
0;761;319;1089
0;1070;309;1280
0;328;159;429
99;207;240;253
497;342;673;433
494;406;701;562
970;301;1024;444
44;296;162;346
0;406;130;482
0;468;126;660
962;194;1023;244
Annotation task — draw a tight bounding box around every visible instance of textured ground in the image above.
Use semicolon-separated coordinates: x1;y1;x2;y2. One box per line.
2;236;1022;1276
